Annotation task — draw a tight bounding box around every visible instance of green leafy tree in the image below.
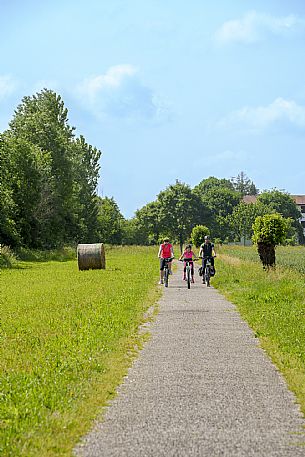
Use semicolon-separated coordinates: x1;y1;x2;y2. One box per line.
252;213;291;269
7;89;76;246
191;225;210;248
97;197;124;244
194;178;241;240
257;189;300;220
0;135;19;245
157;180;207;252
121;218;149;245
5;89;101;247
71;136;101;243
257;189;303;243
194;176;241;240
231;171;258;196
228;201;274;243
3;135;53;247
194;176;234;194
135;201;161;244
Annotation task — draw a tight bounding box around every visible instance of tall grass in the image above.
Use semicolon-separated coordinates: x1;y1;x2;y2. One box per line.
222;244;305;274
0;246;17;268
0;246;160;456
213;246;305;419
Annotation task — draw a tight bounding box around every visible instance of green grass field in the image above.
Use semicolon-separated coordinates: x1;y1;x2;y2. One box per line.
0;246;160;457
2;244;305;455
221;244;305;274
213;245;305;420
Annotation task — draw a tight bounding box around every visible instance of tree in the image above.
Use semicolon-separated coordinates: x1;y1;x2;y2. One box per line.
228;201;274;243
257;189;303;243
121;218;149;245
194;176;234;194
191;225;210;248
135;201;161;244
231;171;258;196
4;89;101;248
257;189;300;220
252;213;291;269
194;178;241;240
97;197;124;244
7;89;76;246
0;135;19;246
71;136;101;243
157;180;207;252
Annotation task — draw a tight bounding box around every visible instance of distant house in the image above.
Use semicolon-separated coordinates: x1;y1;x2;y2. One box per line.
242;194;305;237
293;195;305;236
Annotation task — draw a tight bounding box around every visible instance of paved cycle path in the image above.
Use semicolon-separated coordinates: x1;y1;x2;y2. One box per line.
75;263;305;456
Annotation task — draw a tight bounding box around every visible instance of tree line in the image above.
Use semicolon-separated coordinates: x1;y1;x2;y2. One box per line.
125;178;303;250
1;90;303;251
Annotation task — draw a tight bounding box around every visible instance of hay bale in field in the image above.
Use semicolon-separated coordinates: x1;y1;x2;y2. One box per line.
77;243;106;270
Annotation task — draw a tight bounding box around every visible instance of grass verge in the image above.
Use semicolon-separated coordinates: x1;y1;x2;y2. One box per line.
0;246;160;456
213;247;305;421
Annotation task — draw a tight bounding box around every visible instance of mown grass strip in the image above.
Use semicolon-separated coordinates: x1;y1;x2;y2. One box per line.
213;247;305;421
0;246;160;456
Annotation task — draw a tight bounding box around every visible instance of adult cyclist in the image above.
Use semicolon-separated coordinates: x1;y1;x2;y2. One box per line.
199;235;216;284
158;238;174;284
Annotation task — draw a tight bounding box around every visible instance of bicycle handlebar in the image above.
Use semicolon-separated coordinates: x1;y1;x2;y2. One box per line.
179;258;199;262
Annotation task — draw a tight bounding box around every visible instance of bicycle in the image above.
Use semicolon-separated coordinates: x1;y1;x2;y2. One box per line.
200;256;215;287
180;258;198;289
163;257;174;288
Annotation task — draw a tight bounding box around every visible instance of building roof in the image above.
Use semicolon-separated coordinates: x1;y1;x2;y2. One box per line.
293;195;305;205
242;194;305;205
242;195;257;204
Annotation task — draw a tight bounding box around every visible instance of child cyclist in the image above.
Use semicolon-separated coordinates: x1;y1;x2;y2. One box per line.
179;244;197;283
158;238;174;284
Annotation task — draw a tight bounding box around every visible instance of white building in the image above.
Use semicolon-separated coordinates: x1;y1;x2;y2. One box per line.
293;195;305;237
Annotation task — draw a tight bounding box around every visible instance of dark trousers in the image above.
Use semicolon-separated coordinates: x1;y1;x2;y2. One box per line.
202;257;214;269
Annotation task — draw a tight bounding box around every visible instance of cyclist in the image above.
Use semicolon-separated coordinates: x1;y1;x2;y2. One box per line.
199;236;216;284
158;238;174;284
179;244;196;282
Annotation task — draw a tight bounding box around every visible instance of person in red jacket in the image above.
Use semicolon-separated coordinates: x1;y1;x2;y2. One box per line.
158;238;174;284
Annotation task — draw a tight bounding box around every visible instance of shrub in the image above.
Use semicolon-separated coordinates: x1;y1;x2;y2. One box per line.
191;225;210;248
0;245;17;268
252;213;291;269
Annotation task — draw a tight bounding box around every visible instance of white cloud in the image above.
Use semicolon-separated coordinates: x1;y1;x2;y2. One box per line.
214;11;305;44
218;98;305;132
0;75;16;99
78;65;137;102
76;65;170;122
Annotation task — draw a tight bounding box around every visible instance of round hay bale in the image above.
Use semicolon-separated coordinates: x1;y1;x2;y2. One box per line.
77;243;105;270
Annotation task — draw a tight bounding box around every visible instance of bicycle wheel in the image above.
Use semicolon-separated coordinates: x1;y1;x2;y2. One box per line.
187;267;191;289
205;266;210;287
164;267;169;287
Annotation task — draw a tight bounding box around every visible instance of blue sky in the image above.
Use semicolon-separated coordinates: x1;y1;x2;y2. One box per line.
1;0;305;217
